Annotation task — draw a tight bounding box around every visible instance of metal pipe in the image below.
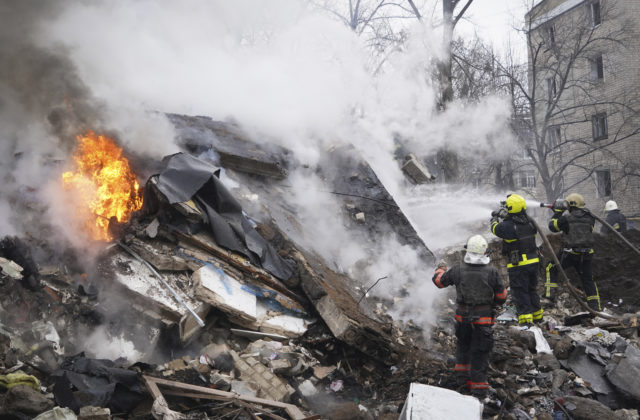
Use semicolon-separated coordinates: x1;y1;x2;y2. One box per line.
118;241;205;327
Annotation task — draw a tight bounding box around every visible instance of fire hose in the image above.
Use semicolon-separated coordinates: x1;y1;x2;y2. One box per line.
539;203;640;257
118;241;206;327
591;212;640;257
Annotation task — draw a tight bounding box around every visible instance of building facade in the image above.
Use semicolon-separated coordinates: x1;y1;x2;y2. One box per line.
525;0;640;218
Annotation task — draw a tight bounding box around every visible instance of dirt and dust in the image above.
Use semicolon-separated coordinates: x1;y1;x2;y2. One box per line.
544;229;640;312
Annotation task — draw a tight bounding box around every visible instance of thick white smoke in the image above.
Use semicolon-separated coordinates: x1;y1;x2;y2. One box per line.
1;0;519;332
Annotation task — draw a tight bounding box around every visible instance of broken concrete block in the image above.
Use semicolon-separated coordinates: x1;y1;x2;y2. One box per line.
551;335;574;360
0;256;23;280
606;343;640;401
128;238;191;272
401;154;434;184
269;358;292;373
109;253;202;323
255;302;309;337
230;328;287;342
399;383;481;420
193;265;258;327
166;358;190;372
535;352;561;372
230;350;293;402
298;379;318;397
34;407;77;420
230;379;260;398
194;265;308;337
313;365;337;380
78;406;110;420
210;372;233;391
563;396;616;420
4;385;54;416
179;303;211;344
145;218;160;238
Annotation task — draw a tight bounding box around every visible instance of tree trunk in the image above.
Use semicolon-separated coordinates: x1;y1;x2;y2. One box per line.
440;0;456;107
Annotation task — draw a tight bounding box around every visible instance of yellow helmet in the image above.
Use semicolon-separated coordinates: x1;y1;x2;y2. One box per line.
566;193;585;208
505;194;527;214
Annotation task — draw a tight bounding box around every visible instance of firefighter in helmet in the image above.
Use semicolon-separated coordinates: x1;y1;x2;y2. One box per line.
602;200;627;234
432;235;507;399
546;193;601;310
490;193;542;326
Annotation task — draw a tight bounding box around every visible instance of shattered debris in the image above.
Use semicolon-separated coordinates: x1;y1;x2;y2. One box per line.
3;117;640;420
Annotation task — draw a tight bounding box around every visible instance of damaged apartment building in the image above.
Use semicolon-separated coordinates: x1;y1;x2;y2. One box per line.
525;0;640;216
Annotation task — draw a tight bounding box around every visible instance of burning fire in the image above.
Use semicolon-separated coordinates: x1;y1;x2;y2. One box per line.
62;132;143;241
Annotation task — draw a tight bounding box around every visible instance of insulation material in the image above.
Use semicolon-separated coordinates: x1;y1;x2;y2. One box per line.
399;383;482;420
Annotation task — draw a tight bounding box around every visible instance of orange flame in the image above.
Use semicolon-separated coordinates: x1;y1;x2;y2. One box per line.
62;132;143;241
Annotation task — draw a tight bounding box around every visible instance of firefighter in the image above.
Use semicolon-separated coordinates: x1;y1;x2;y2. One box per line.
602;200;627;234
490;194;542;326
547;193;601;311
432;235;507;399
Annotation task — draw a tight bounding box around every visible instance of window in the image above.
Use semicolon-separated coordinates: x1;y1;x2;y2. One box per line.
547;77;557;101
546;25;556;47
514;170;537;188
589;1;601;27
546;125;562;149
590;55;604;80
596;169;611;197
592;113;608;140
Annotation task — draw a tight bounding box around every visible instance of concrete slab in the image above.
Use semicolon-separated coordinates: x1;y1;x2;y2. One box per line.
402;154;435;184
193;264;258;327
194;265;308;337
109;252;203;323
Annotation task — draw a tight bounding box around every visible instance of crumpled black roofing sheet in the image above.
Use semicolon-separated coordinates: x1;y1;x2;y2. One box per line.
51;354;144;414
155;153;293;281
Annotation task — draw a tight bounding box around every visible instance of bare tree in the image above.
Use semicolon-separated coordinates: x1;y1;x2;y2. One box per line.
309;0;421;68
439;0;474;107
493;1;640;201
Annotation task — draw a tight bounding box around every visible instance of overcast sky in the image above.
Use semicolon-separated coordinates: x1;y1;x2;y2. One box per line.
457;0;530;57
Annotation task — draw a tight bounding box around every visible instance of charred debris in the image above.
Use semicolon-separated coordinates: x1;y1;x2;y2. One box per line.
2;115;640;419
0;115;435;420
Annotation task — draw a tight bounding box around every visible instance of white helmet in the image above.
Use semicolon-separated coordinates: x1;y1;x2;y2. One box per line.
605;200;618;211
464;235;490;265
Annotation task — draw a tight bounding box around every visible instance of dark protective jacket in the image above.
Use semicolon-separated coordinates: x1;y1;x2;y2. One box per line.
549;208;596;251
603;209;627;233
491;213;539;268
433;263;507;325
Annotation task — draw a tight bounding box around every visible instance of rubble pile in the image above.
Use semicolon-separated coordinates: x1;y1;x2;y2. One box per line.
0;117;441;419
2;116;640;419
422;235;640;419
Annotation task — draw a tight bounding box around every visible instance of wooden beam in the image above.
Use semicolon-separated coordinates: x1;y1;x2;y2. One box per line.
143;376;306;420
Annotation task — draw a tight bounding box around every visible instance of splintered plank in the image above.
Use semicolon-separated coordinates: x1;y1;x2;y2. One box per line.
142;376;307;420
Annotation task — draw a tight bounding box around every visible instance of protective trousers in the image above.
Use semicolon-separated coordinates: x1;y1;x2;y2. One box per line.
547;251;601;310
508;264;543;324
454;322;493;397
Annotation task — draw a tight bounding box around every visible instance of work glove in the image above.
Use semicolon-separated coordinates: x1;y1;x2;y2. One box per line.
552;199;568;212
437;260;447;270
432;266;447;286
433;268;446;277
491;208;508;218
